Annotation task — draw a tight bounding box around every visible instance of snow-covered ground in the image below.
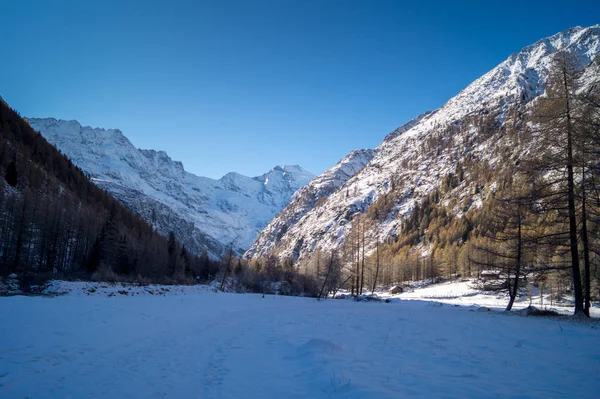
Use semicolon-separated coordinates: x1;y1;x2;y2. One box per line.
387;279;600;317
1;285;599;398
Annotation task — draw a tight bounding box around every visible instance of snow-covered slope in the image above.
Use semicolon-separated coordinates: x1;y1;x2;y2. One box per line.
244;149;376;259
248;24;600;262
27;118;314;257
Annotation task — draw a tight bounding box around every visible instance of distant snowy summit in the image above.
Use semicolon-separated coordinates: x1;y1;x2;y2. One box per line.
27;117;315;258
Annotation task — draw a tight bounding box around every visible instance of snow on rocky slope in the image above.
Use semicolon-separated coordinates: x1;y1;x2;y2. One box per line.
248;24;600;262
244;149;376;259
27;118;314;257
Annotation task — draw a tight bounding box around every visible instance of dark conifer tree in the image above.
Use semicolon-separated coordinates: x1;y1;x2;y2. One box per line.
5;160;17;187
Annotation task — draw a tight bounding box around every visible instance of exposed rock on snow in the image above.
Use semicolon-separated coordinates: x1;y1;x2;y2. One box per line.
0;279;217;297
0;275;21;296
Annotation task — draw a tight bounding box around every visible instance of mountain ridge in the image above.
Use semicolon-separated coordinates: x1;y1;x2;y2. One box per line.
27;117;315;258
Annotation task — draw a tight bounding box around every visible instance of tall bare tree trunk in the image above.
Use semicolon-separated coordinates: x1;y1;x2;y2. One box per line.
316;250;320;279
353;230;359;296
581;168;591;316
371;240;380;294
360;228;365;295
506;212;522;311
562;64;584;315
219;245;233;291
317;252;334;300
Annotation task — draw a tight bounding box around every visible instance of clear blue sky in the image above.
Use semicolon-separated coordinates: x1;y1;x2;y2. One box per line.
2;1;599;179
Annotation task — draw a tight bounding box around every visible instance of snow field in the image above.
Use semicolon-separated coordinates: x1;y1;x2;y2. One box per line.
390;279;600;317
1;289;599;398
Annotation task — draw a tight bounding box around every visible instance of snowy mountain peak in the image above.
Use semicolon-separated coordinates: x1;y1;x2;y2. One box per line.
281;164;312;174
27;118;132;148
139;149;185;179
257;165;314;182
255;165;315;197
27;117;314;258
428;25;600;133
519;24;600;58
